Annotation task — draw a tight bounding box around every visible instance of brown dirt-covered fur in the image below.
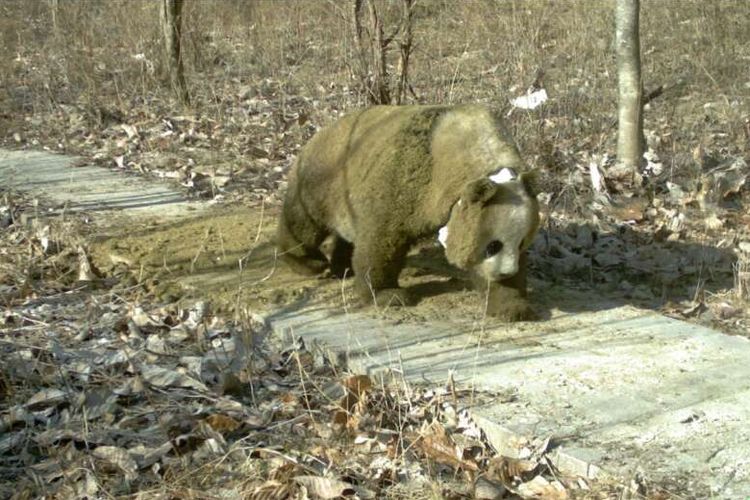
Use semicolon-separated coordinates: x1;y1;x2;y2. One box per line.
276;104;539;319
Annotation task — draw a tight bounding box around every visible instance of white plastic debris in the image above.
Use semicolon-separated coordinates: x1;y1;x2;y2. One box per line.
510;88;548;110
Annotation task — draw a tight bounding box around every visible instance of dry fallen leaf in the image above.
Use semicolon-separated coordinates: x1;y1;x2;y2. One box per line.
250;479;296;500
121;123;139;140
607;196;648;222
474;475;507;499
294;475;374;499
130;307;164;328
332;409;349;427
204;414;241;434
140;364;208;391
703;212;725;231
92;445;138;481
516;474;568;499
343;374;373;396
25;388;69;410
416;422;479;472
77;246;98;281
487;455;537;484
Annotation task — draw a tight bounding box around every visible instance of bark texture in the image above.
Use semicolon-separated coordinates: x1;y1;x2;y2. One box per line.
352;0;415;105
615;0;644;171
160;0;189;105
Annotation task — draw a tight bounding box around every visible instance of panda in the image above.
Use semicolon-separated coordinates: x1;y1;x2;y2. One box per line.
276;104;540;320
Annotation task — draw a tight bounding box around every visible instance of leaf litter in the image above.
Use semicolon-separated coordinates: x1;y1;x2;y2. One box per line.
530;141;749;335
0;191;641;499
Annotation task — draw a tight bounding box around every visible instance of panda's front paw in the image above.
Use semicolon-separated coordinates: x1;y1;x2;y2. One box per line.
371;287;414;308
487;298;537;321
486;286;536;321
280;254;329;276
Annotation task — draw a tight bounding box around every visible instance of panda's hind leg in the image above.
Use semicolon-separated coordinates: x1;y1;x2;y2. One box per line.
329;236;354;279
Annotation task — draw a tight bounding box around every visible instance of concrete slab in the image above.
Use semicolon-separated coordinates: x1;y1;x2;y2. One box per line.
0;149;205;219
268;303;750;497
6;148;749;496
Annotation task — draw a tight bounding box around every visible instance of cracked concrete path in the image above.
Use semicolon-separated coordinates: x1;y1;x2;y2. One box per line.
268;300;750;497
4;148;749;497
0;149;206;219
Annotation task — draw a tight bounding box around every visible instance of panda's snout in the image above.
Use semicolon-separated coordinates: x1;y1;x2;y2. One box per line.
484;240;517;277
492;269;517;281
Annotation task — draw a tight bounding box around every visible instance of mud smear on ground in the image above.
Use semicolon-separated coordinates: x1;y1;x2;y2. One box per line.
89;204;514;324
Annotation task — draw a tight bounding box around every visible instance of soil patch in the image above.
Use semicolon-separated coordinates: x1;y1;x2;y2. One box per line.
89;204;499;322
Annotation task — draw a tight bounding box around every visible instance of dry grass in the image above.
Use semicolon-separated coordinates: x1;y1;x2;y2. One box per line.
2;1;748;148
2;2;748;233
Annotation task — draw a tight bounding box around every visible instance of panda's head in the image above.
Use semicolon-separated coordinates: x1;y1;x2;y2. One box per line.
439;168;539;281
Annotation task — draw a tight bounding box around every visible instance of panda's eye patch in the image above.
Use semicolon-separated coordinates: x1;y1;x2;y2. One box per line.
485;240;503;258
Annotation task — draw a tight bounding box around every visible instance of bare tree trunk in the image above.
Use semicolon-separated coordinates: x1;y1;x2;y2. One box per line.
352;0;373;102
367;0;390;104
48;0;59;32
160;0;189;105
353;0;367;72
615;0;643;173
395;0;414;105
352;0;391;104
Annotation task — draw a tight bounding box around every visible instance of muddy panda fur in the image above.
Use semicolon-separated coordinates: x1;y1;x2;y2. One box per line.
276;104;539;320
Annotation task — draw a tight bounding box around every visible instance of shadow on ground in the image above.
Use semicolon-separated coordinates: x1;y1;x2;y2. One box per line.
529;222;737;321
89;204;737;328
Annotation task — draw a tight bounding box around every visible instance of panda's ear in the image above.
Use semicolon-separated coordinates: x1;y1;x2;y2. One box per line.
463;178;498;204
520;170;538;197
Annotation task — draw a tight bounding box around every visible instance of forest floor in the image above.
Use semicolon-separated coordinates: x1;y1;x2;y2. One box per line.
1;1;749;498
